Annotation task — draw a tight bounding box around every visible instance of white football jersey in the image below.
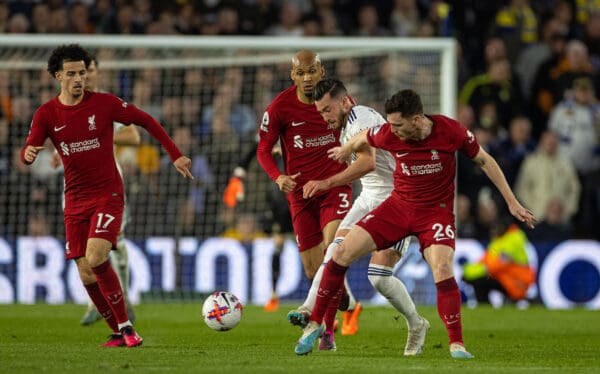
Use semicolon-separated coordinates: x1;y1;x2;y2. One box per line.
341;105;395;197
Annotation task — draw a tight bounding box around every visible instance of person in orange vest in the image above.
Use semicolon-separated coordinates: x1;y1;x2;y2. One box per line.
463;217;535;304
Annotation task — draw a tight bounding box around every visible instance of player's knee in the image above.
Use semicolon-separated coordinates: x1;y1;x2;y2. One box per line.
430;261;453;280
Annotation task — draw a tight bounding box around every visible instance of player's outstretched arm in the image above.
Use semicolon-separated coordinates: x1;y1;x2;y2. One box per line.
173;156;194;179
472;147;536;228
303;143;375;199
328;129;369;162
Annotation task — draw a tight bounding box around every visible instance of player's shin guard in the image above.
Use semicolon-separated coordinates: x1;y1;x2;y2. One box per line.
309;259;347;325
92;260;129;324
435;277;464;345
368;265;420;328
84;282;118;332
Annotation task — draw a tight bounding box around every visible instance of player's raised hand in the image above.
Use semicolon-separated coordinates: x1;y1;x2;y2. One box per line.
174;156;194;179
303;179;330;199
24;146;45;164
276;172;300;193
327;146;350;163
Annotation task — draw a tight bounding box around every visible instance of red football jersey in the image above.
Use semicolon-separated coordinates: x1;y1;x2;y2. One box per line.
366;114;480;208
23;91;182;210
256;86;346;196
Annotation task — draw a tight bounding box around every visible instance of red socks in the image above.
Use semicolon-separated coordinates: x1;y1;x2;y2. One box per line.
310;260;348;325
436;277;463;345
84;282;118;332
92;260;129;324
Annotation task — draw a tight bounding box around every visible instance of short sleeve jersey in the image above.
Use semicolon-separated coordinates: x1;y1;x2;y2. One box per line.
341;105;395;196
26;92;153;207
257;86;346;196
366;114;480;208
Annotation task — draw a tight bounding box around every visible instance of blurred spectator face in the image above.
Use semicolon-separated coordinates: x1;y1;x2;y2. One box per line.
336;58;359;79
484;38;507;65
509;117;532;144
7;13;30;33
70;3;90;33
320;10;341;36
572;78;595;104
539;131;559;155
280;2;301;29
302;17;321;36
117;5;135;32
565;40;589;69
477;197;498;227
587;12;600;39
457;104;475;130
50;8;68;33
172;126;193;154
474;126;494;147
218;7;239;34
358;5;379;31
553;0;573;27
32;4;50;33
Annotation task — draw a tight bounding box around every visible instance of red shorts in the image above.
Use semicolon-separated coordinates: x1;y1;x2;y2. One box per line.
287;185;352;252
356;194;456;253
63;195;124;260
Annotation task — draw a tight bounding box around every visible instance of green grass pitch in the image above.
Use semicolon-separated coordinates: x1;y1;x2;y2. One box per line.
1;303;599;373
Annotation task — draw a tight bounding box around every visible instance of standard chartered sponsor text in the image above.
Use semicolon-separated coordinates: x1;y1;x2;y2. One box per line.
410;162;443;175
305;133;336;147
69;138;100;153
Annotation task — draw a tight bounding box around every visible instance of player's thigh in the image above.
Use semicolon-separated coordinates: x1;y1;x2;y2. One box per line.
370;248;401;268
289;197;322;252
89;197;124;250
413;206;456;253
355;196;411;250
64;214;92;260
319;185;353;228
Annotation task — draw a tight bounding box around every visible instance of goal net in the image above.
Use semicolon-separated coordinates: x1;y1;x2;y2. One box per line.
0;35;456;305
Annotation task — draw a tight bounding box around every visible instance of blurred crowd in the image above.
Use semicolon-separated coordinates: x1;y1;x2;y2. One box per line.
0;0;599;243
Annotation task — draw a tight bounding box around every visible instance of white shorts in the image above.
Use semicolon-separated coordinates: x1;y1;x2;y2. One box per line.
339;192;388;230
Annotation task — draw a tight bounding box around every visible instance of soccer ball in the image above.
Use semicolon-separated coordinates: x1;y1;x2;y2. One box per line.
202;291;243;331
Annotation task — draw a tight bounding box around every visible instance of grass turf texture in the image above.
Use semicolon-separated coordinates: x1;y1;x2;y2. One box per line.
1;304;599;373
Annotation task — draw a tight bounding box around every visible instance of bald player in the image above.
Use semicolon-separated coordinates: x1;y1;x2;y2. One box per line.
256;50;361;342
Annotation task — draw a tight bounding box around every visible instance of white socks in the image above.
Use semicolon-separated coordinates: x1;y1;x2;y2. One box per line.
368;264;420;329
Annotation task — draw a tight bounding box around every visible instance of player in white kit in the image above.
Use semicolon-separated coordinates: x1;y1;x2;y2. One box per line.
300;78;429;355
